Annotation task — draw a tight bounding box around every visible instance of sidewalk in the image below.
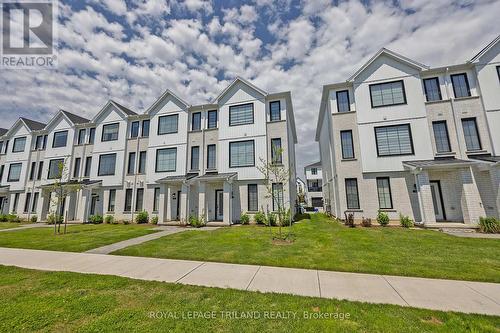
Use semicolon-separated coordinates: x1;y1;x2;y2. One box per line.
0;247;499;316
0;224;52;233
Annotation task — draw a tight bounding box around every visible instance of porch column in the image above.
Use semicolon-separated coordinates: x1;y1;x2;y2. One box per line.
223;181;231;225
179;183;189;223
415;171;436;225
198;181;206;221
165;185;172;221
490;166;500;219
158;185;166;223
460;167;485;225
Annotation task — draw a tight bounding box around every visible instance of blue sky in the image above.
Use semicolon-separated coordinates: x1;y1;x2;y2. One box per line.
1;0;499;177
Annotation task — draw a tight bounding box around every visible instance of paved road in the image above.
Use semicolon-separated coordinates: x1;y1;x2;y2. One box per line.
0;247;499;316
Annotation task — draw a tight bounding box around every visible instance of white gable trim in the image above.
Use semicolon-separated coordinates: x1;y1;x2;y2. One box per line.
469;34;500;63
4;118;31;137
92;101;129;123
44;110;75;131
145;89;190;115
211;77;268;104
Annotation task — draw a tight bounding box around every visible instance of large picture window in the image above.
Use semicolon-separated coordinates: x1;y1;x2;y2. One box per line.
336;90;350;112
102;123;119;141
158;114;178;134
345;178;359;209
432;121;451;153
12;137;26;153
375;124;414;156
451;73;471;98
98;154;116;176
340;130;354;159
156;148;177;172
48;159;64;179
7;163;22;182
248;184;258;212
423;77;442;102
229;140;255;167
52;130;68;148
369;80;406;108
461;118;481;151
376;177;393;209
229;103;254;126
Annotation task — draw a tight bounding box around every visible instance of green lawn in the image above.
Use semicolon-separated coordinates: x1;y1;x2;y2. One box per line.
0;222;30;230
0;224;158;252
115;214;500;283
0;265;498;332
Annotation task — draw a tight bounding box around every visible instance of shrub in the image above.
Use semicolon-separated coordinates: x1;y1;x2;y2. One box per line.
254;211;266;225
151;215;159;225
0;214;7;222
240;213;250;225
344;212;355;228
377;210;389;227
6;214;21;223
104;215;114;224
399;214;414;228
189;215;205;228
266;212;277;226
123;220;130;225
293;213;311;222
89;215;103;224
135;211;149;224
47;213;63;225
30;215;38;223
361;217;372;227
478;217;500;234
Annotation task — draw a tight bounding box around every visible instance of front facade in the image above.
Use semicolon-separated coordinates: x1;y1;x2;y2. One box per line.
304;162;324;209
0;78;298;225
316;36;500;226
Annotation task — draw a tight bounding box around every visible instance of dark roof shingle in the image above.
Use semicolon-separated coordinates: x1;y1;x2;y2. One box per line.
61;110;90;124
111;100;137;116
20;117;46;131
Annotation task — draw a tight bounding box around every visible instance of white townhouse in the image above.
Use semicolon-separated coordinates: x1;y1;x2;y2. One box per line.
0;77;298;225
304;161;324;210
316;36;500;226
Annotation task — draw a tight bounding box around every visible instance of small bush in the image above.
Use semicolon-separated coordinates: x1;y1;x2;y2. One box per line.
47;213;63;225
151;215;159;225
254;211;266;225
189;215;205;228
0;214;8;222
89;215;103;224
135;211;149;224
377;210;389;227
240;213;250;225
123;220;130;225
478;217;500;234
294;213;311;222
266;212;277;226
6;214;21;223
30;215;38;223
104;215;114;224
399;214;414;228
361;217;372;227
344;212;355;228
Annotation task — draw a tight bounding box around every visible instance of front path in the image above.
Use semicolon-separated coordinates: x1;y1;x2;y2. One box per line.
0;247;499;316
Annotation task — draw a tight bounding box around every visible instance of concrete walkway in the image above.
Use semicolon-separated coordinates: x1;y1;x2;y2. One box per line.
0;247;499;316
0;224;52;233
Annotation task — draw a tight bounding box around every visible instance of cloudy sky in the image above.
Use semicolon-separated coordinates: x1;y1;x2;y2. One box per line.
1;0;499;177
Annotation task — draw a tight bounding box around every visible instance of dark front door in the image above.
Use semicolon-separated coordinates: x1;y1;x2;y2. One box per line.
90;195;97;216
430;181;446;221
176;191;181;220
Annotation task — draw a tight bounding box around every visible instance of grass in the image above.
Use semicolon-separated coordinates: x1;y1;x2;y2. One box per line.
115;214;500;283
0;265;498;332
0;224;158;252
0;222;30;230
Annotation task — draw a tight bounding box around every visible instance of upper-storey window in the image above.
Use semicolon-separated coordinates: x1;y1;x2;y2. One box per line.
336;90;350;112
156;148;177;172
102;123;119;142
423;78;442;102
158;114;178;135
12;137;26;153
461;118;482;151
229;140;254;167
48;159;64;179
375;124;414;156
3;140;9;154
52;131;68;148
0;141;3;153
8;163;22;182
451;73;471;98
130;121;140;138
229;103;253;126
207;144;216;169
98;153;116;176
35;135;45;149
369;80;406;108
432;121;451;153
142;120;150;137
497;66;500;82
270;101;281;121
192;112;201;131
311;168;317;175
207;110;217;129
190;146;199;170
77;129;86;145
271;138;282;164
88;128;95;144
340;130;354;159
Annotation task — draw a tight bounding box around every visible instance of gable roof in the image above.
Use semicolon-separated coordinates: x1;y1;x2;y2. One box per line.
305;161;321;169
347;48;429;82
61;110;90;124
0;128;7;137
144;89;190;115
92;100;137;122
469;34;500;63
111;100;137;116
20;117;46;131
211;76;268;104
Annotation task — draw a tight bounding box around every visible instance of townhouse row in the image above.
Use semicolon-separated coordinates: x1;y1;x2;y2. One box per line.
316;36;500;226
0;78;298;225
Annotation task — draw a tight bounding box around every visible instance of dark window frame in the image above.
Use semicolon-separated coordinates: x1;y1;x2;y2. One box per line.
207;110;218;129
336;90;351;112
155;147;177;172
98;153;117;176
77;129;86;145
101;123;120;142
369;80;407;108
450;73;471;98
88;128;96;144
269;101;281;121
12;137;26;153
229;103;254;126
423;77;442;102
432;121;451;153
29;161;36;180
376;177;393;209
84;157;92;177
157;114;179;135
340;130;355;159
130;121;140;138
124;188;133;212
47;159;64;179
153;187;160;212
190;146;200;171
127;152;136;175
31;192;39;213
135;188;144;212
138;151;146;174
207;144;216;169
345;178;360;210
374;123;415;157
52;130;68;148
497;66;500;82
24;192;31;213
272;183;284;211
229;140;255;168
37;161;44;180
73;157;81;178
191;112;202;131
247;184;258;212
271;138;282;164
108;189;116;212
141;120;150;137
461;117;482;151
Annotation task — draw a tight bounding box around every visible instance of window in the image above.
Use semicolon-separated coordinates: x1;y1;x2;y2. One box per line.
48;159;64;179
248;184;258;211
84;156;92;177
124;189;132;212
0;165;4;181
191;112;201;131
497;66;500;82
191;146;199;170
102;123;119;141
345;178;360;209
229;140;255;167
88;128;95;144
270;101;281;121
98;154;116;176
108;189;116;212
272;183;284;211
35;135;44;149
207;144;216;169
3;140;9;154
128;152;136;175
29;161;36;180
12;193;19;212
432;121;451;153
73;158;81;178
52;131;68;148
77;129;86;145
377;177;393;209
451;73;471;98
42;135;47;149
158;114;178;134
12;137;26;152
229;103;253;126
207;110;217;129
461;118;481;151
375;124;414;156
156;148;177;172
31;192;39;213
311;168;317;175
138;151;146;174
153;187;160;212
369;80;406;108
0;141;3;153
423;78;442;102
271;138;282;164
308;180;321;192
142;120;150;137
37;161;43;180
336;90;350;112
24;192;31;213
135;188;144;211
130;121;140;138
340;130;354;159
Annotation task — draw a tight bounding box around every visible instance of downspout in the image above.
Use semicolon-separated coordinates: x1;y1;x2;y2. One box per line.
444;67;465;158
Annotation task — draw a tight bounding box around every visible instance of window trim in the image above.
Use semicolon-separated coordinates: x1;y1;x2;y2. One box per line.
190;146;200;171
336;90;351;112
88;128;96;144
52;130;68;148
141;119;150;137
423;77;442;102
374;123;415;157
229;103;254;127
130;121;140;138
247;184;258;212
97;153;116;176
138;151;146;174
84;157;92;178
340;130;355;159
12;137;26;153
345;178;360;210
73;157;81;178
157;114;179;135
101;123;120;142
207;144;216;169
229;140;255;168
47;159;64;179
124;188;133;212
269;100;281;121
191;112;202;131
127;152;136;175
37;161;44;180
271;138;282;164
376;177;393;209
77;129;86;145
135;188;144;212
207;110;218;129
450;73;471;98
155;147;177;172
461;117;482;151
369;80;407;108
432;120;451;153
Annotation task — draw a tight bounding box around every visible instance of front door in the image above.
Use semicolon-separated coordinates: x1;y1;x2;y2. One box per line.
215;190;223;221
430;181;446;221
176;191;181;220
90;195;98;216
